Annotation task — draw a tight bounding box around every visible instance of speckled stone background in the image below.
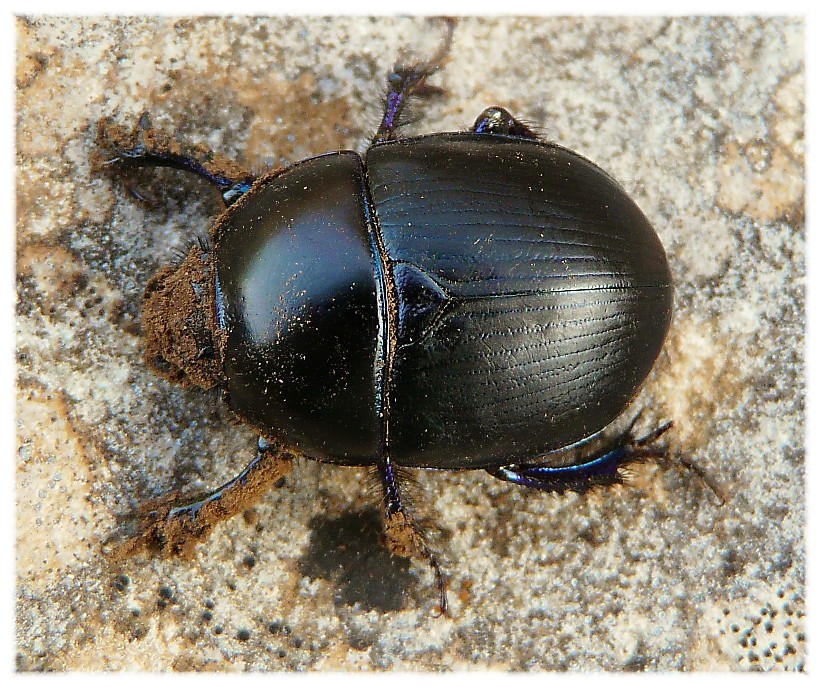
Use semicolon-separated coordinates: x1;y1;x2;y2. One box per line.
16;16;804;671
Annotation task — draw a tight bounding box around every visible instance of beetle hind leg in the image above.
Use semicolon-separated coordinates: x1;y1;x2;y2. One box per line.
379;457;449;615
96;112;256;206
108;437;293;559
487;420;676;495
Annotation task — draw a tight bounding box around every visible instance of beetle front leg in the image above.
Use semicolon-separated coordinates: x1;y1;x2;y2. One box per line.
487;420;677;494
110;437;293;558
471;106;539;139
379;457;449;615
96;113;256;206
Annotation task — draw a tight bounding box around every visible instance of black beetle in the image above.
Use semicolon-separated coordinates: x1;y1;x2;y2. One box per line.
100;23;681;614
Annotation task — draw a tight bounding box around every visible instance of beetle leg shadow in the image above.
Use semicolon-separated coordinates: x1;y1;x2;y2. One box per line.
379;457;449;616
106;437;293;559
372;17;455;143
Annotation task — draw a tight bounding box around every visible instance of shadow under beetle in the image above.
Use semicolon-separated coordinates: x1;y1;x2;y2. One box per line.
99;23;690;615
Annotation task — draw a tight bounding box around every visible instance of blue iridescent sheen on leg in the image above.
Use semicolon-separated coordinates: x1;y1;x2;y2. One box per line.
487;421;674;494
111;437;291;558
167;437;278;521
471;106;539;139
97;113;256;207
372;18;454;143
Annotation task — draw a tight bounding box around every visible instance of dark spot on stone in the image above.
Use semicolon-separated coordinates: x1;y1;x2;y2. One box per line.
158;585;174;599
278;649;287;659
157;599;167;610
623;646;650;672
243;554;256;568
237;629;250;641
274;476;286;488
291;637;303;649
214;626;223;635
114;574;129;591
204;599;215;609
345;624;378;651
299;508;414;612
202;611;213;622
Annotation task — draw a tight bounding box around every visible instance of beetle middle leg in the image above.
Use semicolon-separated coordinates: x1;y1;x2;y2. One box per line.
110;437;293;558
379;456;449;615
471;106;539;139
96;113;256;206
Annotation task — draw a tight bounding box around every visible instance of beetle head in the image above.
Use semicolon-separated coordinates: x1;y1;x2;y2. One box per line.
142;243;223;390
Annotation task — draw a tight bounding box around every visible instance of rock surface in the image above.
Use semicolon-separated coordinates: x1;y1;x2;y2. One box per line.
16;16;804;671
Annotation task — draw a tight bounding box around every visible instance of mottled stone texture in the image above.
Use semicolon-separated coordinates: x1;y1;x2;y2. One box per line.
16;17;804;671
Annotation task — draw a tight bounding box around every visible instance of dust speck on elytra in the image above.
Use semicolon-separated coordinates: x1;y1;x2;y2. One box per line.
298;508;415;612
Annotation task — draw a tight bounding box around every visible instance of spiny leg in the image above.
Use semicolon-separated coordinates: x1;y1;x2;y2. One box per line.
379;456;449;615
96;113;256;206
110;437;293;558
372;17;455;143
471;106;538;139
487;419;676;494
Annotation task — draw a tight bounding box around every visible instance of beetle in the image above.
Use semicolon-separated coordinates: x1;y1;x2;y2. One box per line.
99;23;682;614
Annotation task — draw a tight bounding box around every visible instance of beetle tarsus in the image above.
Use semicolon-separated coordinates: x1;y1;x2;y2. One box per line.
384;507;449;617
486;420;676;494
96;114;256;206
108;438;292;559
380;457;449;615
